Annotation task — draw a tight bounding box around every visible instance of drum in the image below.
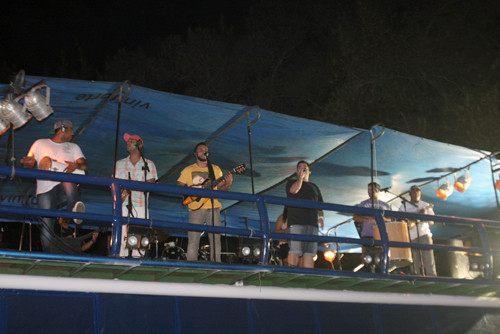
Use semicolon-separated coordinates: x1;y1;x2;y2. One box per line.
373;221;413;268
40;157;85;175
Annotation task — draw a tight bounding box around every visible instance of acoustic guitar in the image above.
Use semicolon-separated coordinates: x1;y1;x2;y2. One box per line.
182;164;246;208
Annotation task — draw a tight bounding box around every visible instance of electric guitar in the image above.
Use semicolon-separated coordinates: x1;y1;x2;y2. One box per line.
182;164;246;208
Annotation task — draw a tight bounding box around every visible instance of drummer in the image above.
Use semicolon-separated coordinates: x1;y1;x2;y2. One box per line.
20;120;88;253
353;182;392;239
399;185;437;276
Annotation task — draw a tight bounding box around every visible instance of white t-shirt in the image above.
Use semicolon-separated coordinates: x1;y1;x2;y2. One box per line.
27;138;85;195
398;200;434;240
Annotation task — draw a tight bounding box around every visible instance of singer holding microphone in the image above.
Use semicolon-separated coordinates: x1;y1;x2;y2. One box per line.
286;160;324;268
176;142;232;262
114;133;157;257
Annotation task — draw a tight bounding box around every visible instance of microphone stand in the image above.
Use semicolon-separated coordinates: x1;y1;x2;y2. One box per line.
401;199;426;276
137;146;149;220
127;172;134;258
206;155;217;262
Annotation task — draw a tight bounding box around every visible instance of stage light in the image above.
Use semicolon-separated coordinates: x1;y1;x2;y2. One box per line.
0;98;31;129
253;246;261;258
125;225;151;253
0;72;54;137
239;238;261;263
140;235;150;248
0;118;10;135
324;249;336;262
241;246;251;257
454;170;471;193
363;247;382;267
436;180;453;200
24;86;54;121
126;233;139;248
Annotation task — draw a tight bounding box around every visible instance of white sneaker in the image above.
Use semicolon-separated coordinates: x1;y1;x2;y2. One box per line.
72;201;85;224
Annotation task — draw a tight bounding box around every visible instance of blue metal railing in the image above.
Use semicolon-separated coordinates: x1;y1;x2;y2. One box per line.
0;165;499;280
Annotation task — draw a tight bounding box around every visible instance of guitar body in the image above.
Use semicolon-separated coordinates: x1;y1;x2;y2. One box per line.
182;164;246;209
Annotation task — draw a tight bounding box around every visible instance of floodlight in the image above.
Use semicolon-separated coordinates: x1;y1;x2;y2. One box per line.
454;170;471;193
25;86;54;121
436;180;453;200
1;98;31;129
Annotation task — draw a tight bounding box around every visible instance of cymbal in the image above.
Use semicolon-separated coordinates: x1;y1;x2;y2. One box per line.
152;230;169;242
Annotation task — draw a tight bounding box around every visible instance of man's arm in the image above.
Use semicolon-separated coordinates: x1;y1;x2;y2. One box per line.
64;157;88;173
218;173;232;191
353;213;390;224
20;155;36;169
289;168;307;194
317;209;325;229
274;214;287;232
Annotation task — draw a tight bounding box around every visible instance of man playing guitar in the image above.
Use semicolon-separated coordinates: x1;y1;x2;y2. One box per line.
176;142;233;262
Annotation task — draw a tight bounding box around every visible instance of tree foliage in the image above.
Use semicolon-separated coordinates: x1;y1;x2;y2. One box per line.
5;0;499;152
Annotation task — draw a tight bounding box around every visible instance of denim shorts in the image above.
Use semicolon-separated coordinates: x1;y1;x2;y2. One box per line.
288;225;318;257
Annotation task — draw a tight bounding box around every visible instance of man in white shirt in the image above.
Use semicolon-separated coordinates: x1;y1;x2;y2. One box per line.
21;120;87;252
114;133;157;257
399;185;437;276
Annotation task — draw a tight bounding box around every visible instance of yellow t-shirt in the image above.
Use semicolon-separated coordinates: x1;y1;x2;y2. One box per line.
177;163;224;210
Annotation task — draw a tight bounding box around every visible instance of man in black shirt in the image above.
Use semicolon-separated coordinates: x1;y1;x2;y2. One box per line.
286;161;324;268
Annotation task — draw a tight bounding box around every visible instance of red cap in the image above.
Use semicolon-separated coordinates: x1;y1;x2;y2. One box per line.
123;133;143;144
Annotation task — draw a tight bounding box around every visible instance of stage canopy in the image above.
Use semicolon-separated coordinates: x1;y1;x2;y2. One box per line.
1;75;499;250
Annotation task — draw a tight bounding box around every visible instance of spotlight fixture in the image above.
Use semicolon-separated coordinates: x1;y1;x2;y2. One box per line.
0;71;54;137
140;235;150;248
324;249;336;262
436;180;453;200
0;118;10;136
468;254;487;275
125;225;151;251
126;233;139;249
362;247;382;267
24;83;54;121
454;170;471;193
0;97;31;129
238;238;262;263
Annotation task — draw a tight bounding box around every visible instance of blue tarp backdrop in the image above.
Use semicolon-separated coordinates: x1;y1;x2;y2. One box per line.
1;75;499;250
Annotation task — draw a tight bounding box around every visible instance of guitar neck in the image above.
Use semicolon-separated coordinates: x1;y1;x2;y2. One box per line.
212;170;234;187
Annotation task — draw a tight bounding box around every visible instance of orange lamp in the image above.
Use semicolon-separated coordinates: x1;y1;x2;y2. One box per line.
454;171;471;193
324;249;336;262
436;182;453;200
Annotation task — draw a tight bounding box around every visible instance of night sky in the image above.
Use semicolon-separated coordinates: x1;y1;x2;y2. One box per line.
1;1;499;152
0;0;250;76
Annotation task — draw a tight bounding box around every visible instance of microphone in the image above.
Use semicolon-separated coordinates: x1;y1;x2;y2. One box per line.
380;186;391;192
203;152;210;158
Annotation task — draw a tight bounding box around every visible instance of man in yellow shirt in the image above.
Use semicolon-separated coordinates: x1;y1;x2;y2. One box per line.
176;142;232;262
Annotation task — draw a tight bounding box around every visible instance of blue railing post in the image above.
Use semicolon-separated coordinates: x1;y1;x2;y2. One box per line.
255;197;270;264
110;182;123;256
375;212;390;274
476;223;493;280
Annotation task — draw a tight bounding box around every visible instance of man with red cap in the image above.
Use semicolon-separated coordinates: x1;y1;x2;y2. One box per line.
114;133;157;257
